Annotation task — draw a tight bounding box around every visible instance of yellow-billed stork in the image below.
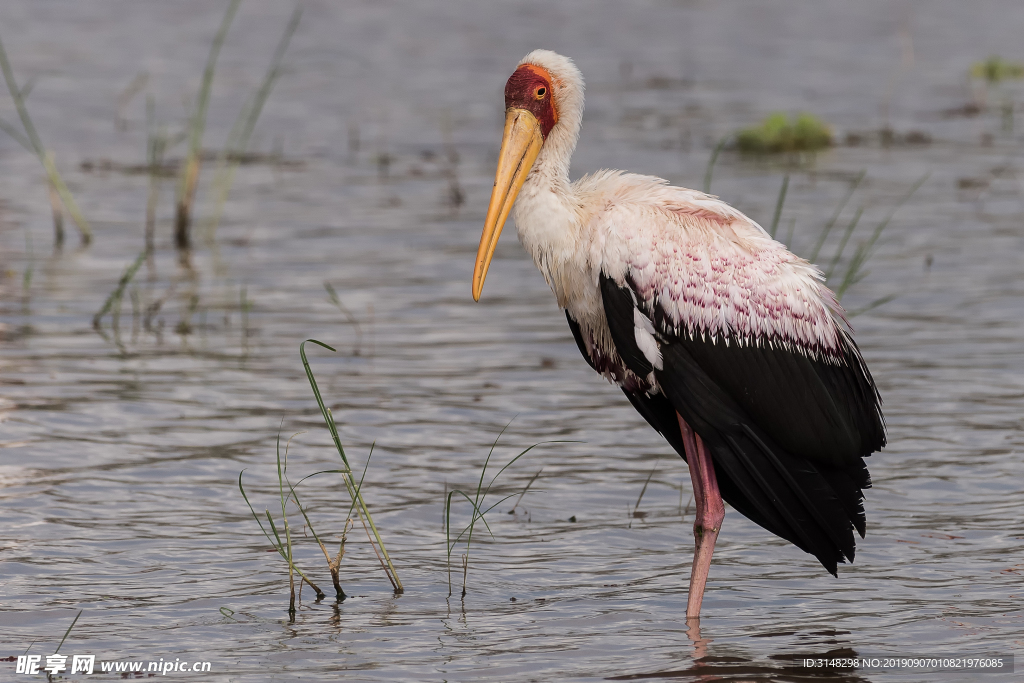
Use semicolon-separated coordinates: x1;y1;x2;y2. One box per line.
472;50;886;620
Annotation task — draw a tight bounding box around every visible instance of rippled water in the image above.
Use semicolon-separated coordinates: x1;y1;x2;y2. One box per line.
2;1;1023;681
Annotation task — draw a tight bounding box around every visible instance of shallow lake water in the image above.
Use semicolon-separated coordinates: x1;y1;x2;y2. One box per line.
1;1;1023;681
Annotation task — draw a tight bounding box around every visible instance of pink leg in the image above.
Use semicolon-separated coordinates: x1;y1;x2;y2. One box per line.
678;414;725;620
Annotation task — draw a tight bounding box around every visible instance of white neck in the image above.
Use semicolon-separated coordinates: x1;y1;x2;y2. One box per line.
509;50;588;309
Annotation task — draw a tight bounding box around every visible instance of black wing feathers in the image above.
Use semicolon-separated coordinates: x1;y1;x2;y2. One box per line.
597;274;881;574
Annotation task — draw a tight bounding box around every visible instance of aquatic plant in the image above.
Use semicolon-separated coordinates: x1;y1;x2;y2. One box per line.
969;56;1024;132
239;433;328;614
204;5;302;243
239;339;402;614
831;172;929;303
300;339;402;592
445;427;564;599
761;168;928;314
970;56;1024;84
736;112;832;154
93;251;148;334
627;463;658;527
0;34;91;245
175;0;240;249
767;174;789;238
702;135;729;194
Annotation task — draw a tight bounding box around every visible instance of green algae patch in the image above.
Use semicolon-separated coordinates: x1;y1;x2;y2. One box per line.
971;56;1024;84
736;112;832;154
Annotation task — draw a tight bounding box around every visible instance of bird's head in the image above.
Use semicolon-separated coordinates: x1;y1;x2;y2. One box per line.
472;51;583;301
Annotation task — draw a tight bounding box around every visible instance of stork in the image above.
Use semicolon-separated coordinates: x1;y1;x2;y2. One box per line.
471;50;886;620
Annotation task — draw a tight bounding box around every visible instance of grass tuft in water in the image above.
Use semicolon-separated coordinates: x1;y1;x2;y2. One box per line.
240;340;403;612
300;339;402;592
238;432;327;615
736;112;832;154
832;172;929;301
444;424;567;599
174;0;241;249
807;170;865;264
0;33;92;245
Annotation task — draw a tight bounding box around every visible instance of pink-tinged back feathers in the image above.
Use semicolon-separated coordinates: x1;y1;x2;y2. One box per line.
582;171;850;363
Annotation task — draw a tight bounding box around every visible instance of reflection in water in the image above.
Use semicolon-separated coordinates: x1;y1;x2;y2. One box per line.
686;618;710;661
608;652;871;682
611;625;870;682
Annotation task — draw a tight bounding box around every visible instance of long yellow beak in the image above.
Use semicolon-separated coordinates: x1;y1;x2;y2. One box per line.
472;108;543;301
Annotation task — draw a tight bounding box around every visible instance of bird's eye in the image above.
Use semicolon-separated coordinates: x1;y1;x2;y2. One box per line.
535;86;547;99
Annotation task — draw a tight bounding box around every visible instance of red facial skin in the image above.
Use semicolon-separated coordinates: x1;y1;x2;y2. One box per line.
504;65;558;140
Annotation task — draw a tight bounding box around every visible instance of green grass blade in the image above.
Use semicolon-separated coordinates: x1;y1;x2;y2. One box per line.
235;5;301;149
265;510;285;550
808;170;865;263
299;339;402;592
445;490;455;596
286;481;323;550
176;0;242;223
184;0;240;170
847;293;898;318
477;492;523;522
0;115;32;151
509;468;543;512
299;339;348;466
447;489;495;540
292;468;350;486
835;172;930;299
239;471;321;591
486;441;574;492
448;491;523;545
0;34;47;157
703;135;729;194
41;152;92;243
344;441;375;521
0;34;92;243
768;174;789;238
238;470;282;547
54;610;82;654
205;5;302;240
325;282;363;353
93;251;147;329
473;418;517;511
825;206;863;281
634;463;659;510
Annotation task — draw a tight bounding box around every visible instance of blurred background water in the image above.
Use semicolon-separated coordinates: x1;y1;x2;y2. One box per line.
1;1;1022;680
